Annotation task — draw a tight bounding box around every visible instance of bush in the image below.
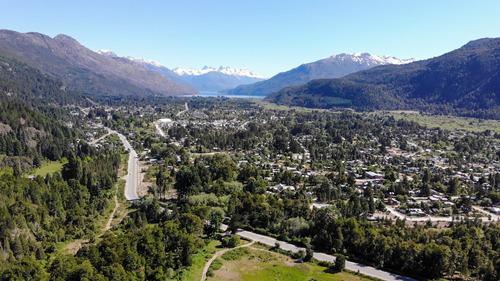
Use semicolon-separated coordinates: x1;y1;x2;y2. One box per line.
304;247;314;261
222;235;240;248
221;247;249;261
209;258;223;271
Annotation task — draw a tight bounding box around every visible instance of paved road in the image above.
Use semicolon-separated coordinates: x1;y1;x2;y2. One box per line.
222;225;416;281
107;128;140;201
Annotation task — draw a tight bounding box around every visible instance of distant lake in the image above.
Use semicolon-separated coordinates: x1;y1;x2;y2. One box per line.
182;91;267;99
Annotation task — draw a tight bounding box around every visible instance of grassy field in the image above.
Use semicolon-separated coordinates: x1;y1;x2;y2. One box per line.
369;111;500;134
209;247;374;281
28;159;68;177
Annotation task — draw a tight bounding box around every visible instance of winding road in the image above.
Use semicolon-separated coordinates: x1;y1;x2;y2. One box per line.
222;225;416;281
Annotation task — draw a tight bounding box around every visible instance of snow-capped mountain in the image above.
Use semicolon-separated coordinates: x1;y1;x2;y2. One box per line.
169;66;265;91
227;53;416;96
173;66;264;79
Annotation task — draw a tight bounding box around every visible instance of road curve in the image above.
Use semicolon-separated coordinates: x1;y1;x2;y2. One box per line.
201;241;255;281
177;102;189;117
222;225;416;281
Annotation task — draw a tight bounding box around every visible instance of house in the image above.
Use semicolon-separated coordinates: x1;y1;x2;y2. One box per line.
366;171;384;179
407;208;426;217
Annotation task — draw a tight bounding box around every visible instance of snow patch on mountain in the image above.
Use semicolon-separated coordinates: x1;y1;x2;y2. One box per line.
96;49;118;58
96;49;165;68
124;56;164;68
331;53;416;66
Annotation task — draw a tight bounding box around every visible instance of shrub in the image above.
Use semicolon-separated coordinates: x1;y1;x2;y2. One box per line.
333;254;346;272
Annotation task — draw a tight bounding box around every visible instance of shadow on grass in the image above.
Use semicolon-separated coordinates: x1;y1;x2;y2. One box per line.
323;268;342;274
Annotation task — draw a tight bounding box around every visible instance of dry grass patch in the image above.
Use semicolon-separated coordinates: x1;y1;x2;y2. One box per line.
209;247;373;281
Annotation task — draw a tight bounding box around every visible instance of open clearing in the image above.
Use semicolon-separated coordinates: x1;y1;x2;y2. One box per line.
209;246;373;281
28;159;68;177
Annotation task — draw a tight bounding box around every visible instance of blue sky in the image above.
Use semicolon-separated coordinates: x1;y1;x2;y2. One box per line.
2;0;500;77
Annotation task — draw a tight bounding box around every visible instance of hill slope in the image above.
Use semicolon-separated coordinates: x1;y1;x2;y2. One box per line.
227;53;414;96
0;30;198;97
266;38;500;119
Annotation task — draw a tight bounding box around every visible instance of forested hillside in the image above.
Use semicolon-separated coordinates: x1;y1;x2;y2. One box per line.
0;55;82;105
0;30;198;97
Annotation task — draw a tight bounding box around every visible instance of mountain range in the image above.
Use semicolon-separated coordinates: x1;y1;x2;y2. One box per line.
265;38;500;119
0;30;198;97
97;50;265;92
226;53;415;96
